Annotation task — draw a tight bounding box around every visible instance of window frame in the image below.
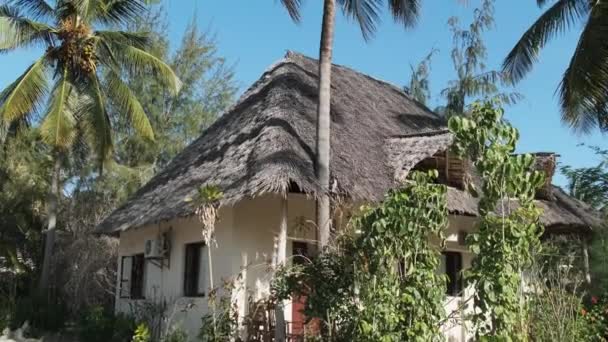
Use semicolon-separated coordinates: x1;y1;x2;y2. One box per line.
183;242;206;298
130;253;146;300
443;251;463;297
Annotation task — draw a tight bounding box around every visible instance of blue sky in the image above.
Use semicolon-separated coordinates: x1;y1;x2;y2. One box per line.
2;0;606;186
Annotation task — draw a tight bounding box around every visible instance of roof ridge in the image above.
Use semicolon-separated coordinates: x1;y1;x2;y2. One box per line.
284;50;440;118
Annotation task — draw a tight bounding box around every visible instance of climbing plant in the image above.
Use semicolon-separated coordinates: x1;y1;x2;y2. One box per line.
449;101;545;340
272;170;448;341
351;170;448;341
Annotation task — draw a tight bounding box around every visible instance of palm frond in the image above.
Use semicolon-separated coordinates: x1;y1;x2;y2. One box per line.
559;3;608;134
95;0;145;25
388;0;421;29
338;0;382;41
105;70;154;141
0;5;55;52
0;56;48;123
40;69;77;148
108;42;182;95
79;75;113;167
280;0;303;23
6;0;54;21
503;0;589;82
94;30;150;50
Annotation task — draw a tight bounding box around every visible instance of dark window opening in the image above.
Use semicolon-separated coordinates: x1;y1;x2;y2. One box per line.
184;242;206;297
292;241;310;266
130;253;145;299
442;252;463;297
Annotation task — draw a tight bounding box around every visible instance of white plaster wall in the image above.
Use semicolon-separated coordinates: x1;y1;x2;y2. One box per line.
115;194;316;340
115;194;476;341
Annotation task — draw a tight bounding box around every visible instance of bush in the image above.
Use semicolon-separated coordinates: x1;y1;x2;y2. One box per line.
9;294;68;335
583;295;608;341
77;305;136;342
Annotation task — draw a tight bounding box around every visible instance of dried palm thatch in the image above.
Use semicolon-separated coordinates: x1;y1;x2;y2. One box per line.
97;52;446;233
96;52;600;235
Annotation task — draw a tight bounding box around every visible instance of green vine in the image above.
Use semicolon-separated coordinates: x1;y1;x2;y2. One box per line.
271;171;448;341
352;170;448;341
449;101;545;340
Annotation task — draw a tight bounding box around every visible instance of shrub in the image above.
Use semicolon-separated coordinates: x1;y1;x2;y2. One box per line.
77;305;136;342
9;294;68;335
583;295;608;341
132;323;151;342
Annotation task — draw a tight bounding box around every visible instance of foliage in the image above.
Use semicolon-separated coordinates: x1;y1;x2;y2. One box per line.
8;294;68;335
526;236;593;341
561;146;608;294
562;146;608;212
405;49;436;105
503;0;608;133
198;281;240;342
449;100;545;339
163;328;188;342
582;295;608;341
132;323;152;342
77;305;136;342
115;10;237;170
272;170;448;341
440;0;519;118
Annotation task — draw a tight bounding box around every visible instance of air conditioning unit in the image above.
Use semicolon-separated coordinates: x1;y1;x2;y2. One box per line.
144;233;171;259
144;239;161;259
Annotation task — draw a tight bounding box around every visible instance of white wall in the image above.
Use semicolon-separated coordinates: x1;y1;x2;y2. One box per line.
115;194;475;341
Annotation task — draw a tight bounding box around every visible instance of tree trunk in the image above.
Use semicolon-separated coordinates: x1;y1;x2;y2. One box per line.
315;0;336;249
39;151;61;291
274;195;288;342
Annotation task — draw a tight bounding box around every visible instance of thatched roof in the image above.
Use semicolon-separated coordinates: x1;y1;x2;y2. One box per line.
447;186;601;234
97;52;601;234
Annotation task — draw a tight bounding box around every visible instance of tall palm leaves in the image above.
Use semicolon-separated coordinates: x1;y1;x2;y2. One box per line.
503;0;608;133
277;1;423;248
0;0;180;290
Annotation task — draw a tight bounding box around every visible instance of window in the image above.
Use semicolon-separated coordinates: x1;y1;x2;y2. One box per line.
184;242;207;297
119;253;145;299
440;252;463;297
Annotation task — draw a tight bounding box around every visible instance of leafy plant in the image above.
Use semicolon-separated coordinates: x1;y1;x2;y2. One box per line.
272;170;448;341
77;305;136;342
449;100;545;340
198;281;240;342
132;323;151;342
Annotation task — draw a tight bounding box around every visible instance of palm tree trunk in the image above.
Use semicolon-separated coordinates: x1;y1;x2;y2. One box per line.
316;0;336;248
39;151;61;291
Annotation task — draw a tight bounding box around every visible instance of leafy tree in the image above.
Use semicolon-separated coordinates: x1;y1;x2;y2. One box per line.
113;10;237;171
0;0;180;290
562;147;608;295
405;48;437;105
562;147;608;212
440;0;519;118
503;0;608;133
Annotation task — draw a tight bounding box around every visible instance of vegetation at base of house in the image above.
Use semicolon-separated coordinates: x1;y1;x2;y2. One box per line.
450;101;546;339
271;170;449;341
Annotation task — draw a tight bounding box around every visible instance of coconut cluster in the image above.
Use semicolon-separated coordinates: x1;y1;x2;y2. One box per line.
52;18;97;75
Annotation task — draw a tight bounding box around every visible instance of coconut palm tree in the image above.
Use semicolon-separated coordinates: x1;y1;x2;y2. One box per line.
279;0;423;248
503;0;608;133
0;0;180;290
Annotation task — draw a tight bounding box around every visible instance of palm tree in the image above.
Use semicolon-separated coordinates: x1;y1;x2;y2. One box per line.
503;0;608;133
0;0;180;290
279;0;423;248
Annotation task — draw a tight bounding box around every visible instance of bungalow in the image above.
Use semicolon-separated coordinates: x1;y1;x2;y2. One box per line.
96;52;600;341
